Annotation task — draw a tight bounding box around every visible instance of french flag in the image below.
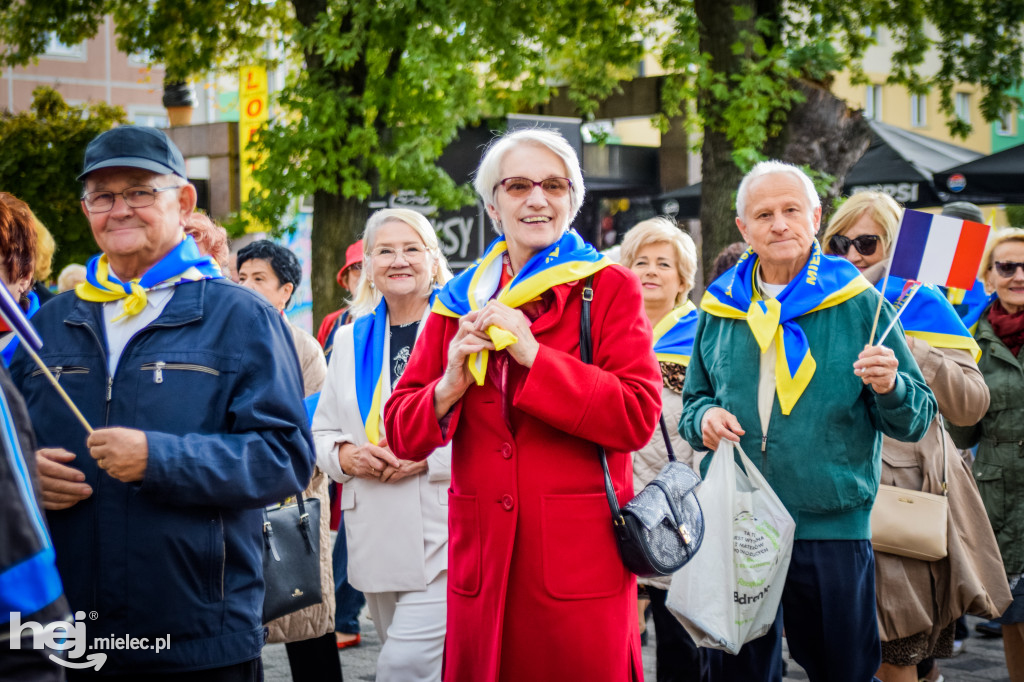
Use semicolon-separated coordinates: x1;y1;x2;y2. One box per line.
889;209;990;290
0;282;42;353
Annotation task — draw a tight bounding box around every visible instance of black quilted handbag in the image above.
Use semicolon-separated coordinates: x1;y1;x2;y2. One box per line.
579;276;705;578
262;495;322;622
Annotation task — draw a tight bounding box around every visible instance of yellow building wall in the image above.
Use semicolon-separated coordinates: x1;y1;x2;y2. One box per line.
831;72;991;154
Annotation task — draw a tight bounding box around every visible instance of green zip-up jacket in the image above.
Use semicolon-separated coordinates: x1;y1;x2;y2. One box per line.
947;311;1024;574
681;286;936;541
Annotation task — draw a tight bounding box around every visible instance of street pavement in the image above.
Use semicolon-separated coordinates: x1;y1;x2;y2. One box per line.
263;611;1012;681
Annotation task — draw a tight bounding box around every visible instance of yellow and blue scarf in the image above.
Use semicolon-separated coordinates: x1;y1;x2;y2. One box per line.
353;293;437;443
882;277;982;362
653;302;698;366
702;241;870;415
433;229;612;385
76;235;223;320
942;279;995;334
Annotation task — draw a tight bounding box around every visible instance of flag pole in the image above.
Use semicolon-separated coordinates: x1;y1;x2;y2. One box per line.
869;209;905;345
875;282;921;347
21;344;94;435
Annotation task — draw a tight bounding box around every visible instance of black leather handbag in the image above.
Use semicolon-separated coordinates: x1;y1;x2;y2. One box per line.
262;495;322;623
579;276;705;578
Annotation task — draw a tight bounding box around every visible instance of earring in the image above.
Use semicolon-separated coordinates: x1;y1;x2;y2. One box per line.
369;281;375;289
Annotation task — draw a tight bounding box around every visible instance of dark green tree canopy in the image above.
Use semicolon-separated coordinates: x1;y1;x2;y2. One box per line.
0;87;127;274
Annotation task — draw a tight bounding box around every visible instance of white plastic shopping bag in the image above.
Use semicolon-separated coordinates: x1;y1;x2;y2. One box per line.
666;440;795;654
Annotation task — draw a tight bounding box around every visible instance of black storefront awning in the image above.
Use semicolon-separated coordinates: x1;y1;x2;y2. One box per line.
933;141;1024;204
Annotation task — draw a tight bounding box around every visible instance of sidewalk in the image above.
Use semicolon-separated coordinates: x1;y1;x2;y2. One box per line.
262;613;1011;681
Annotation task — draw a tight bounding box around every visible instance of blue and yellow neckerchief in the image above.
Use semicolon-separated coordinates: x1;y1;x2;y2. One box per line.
353;292;437;443
701;241;870;415
882;277;982;362
652;302;698;366
433;229;612;385
941;279;995;334
76;234;223;321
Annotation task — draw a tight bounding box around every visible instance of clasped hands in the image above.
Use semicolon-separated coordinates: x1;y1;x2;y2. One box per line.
337;437;425;483
36;427;148;510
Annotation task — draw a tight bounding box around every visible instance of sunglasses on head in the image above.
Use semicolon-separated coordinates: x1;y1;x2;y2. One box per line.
828;233;881;257
993;261;1024;278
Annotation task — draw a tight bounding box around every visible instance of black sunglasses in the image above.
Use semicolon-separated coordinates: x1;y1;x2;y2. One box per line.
993;261;1024;278
829;234;881;257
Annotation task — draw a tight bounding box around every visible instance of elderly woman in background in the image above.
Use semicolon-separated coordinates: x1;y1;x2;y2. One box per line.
185;211;230;270
823;192;1009;682
57;264;87;293
384;129;662;682
0;193;40;366
620;216;704;682
313;208;454;681
947;227;1024;682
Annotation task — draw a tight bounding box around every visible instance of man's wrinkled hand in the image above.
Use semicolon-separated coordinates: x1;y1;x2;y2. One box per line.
36;448;92;510
87;427;149;483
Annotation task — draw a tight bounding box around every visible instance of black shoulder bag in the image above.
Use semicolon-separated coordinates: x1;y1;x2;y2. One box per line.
579;275;705;577
262;495;323;622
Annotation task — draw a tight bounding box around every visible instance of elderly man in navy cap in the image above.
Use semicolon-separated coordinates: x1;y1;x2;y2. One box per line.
9;126;314;680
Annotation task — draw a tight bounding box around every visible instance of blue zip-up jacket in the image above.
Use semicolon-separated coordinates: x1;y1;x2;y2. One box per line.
9;279;315;673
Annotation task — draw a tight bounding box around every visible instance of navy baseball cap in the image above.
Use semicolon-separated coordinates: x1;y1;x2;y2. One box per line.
78;126;187;180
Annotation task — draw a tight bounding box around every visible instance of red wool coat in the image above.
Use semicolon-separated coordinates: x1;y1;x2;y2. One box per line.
385;265;662;682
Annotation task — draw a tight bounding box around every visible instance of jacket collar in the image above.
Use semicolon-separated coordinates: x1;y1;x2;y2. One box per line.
976;310;1024;369
66;279;207;333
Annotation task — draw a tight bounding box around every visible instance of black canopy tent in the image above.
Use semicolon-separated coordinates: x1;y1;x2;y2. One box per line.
658;120;982;219
933;142;1024;205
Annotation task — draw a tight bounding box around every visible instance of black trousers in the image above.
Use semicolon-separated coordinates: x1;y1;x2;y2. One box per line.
284;632;343;682
648;586;706;682
66;656;262;681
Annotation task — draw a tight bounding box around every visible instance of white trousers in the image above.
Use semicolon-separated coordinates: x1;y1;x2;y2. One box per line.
365;571;447;682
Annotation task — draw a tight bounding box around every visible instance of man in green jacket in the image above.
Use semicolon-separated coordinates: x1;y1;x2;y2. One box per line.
681;161;936;682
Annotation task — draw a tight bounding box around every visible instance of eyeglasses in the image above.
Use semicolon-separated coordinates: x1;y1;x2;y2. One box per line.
495;177;573;198
993;261;1024;278
828;233;881;257
370;245;428;264
81;185;183;213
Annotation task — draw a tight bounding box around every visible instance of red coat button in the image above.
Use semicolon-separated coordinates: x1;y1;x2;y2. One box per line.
501;494;514;511
501;443;513;459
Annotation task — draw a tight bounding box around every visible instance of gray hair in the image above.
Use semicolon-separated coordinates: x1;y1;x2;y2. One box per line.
736;160;820;219
473;128;585;234
349;208;454;318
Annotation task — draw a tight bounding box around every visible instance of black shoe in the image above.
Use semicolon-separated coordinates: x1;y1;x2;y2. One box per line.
975;620;1003;637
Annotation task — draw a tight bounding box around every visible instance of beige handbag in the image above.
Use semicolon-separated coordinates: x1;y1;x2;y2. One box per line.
870;418;949;562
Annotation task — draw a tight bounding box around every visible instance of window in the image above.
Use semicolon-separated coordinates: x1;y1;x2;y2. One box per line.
910;94;927;127
128;107;169;129
955;92;971;123
864;85;882;120
996;108;1015;136
43;33;85;60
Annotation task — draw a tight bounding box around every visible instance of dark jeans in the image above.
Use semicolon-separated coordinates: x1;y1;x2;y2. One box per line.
706;539;881;682
648;586;706;682
285;632;343;682
332;511;365;634
66;657;262;681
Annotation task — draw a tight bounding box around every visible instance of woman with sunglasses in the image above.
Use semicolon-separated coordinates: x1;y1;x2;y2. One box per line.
384;128;662;681
824;192;1008;682
947;228;1024;682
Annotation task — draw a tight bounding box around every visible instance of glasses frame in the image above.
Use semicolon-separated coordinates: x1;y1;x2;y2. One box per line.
494;176;573;198
369;245;429;265
81;185;184;213
828;233;881;257
993;261;1024;278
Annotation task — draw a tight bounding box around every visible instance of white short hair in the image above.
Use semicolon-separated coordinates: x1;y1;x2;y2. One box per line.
473;128;585;234
736;160;820;219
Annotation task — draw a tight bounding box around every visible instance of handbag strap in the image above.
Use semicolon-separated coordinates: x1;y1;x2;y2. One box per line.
938;414;948;495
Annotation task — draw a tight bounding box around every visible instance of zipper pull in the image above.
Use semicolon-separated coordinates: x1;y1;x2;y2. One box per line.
153;361;165;384
106;376;113;402
761;435;767;452
54;366;63;381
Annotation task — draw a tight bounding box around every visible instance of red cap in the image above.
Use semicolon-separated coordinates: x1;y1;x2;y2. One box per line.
336;240;364;288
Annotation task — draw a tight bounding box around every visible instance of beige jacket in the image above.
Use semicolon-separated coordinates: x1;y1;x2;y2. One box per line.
289;321;327;397
874;339;1010;644
632;382;698;590
264;467;336;644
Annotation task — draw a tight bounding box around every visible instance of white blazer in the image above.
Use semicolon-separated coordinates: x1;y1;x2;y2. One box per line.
312;306;450;593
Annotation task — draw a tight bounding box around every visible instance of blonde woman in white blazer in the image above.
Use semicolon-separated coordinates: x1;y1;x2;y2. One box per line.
313;208;454;682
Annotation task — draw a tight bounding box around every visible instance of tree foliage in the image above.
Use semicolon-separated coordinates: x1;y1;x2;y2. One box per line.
0;87;127;274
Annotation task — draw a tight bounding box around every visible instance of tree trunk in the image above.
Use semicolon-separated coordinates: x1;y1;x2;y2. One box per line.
695;0;756;286
766;79;872;220
311;191;368;329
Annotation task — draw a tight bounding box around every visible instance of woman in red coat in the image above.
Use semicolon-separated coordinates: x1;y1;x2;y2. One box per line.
384;128;662;682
